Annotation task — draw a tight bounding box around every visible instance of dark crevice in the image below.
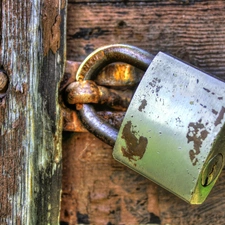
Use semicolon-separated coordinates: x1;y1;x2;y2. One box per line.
77;212;90;224
149;212;161;224
68;0;202;5
60;222;69;225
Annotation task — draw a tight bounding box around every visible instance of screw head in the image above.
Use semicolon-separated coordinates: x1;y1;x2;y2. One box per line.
0;71;8;93
201;153;223;187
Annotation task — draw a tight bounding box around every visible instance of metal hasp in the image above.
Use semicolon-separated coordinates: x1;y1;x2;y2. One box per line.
68;44;225;204
66;80;133;111
72;44;154;146
113;52;225;204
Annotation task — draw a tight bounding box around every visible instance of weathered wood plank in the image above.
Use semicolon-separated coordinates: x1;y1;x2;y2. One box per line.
61;1;225;224
67;0;225;79
0;0;66;224
61;132;161;225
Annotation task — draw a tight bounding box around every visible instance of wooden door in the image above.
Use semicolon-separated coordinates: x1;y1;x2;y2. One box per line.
61;1;225;225
1;1;225;225
0;1;67;224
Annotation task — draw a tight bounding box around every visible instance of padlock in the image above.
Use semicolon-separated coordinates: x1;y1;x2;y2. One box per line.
67;44;225;204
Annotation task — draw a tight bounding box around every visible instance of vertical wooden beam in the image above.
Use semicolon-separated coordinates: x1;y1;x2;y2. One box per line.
0;0;67;224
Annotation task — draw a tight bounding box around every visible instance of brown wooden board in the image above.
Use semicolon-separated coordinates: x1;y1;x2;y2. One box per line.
67;0;225;79
69;0;203;4
0;0;67;224
61;1;225;224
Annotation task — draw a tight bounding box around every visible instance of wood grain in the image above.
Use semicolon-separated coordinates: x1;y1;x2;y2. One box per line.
61;132;161;225
0;1;66;224
67;0;225;79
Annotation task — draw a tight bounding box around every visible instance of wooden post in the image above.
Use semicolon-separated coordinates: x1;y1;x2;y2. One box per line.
0;0;67;224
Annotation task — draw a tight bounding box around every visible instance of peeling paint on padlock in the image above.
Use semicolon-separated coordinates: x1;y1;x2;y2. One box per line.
138;99;147;112
121;120;148;162
113;51;225;204
186;120;209;166
214;106;225;126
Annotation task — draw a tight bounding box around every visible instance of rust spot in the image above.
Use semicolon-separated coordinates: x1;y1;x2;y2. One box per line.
201;129;209;140
59;61;81;92
98;111;125;130
214;106;225;126
186;121;209;166
121;121;148;161
138;99;147;112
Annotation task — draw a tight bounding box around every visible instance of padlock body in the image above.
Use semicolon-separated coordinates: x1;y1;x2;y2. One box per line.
113;52;225;204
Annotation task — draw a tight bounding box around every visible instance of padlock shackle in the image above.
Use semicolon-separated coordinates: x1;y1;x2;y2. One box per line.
77;44;154;146
76;44;154;81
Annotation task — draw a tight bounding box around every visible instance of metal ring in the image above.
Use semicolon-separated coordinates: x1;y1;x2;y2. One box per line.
77;44;154;146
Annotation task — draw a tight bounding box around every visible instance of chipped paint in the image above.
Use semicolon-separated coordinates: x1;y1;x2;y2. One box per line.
214;106;225;126
121;121;148;161
149;78;162;96
138;99;147;112
113;51;225;204
186;121;209;166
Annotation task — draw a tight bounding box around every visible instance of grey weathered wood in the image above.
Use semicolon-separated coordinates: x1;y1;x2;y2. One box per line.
0;0;66;224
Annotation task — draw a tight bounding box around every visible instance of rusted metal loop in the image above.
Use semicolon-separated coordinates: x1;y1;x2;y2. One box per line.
77;44;154;146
